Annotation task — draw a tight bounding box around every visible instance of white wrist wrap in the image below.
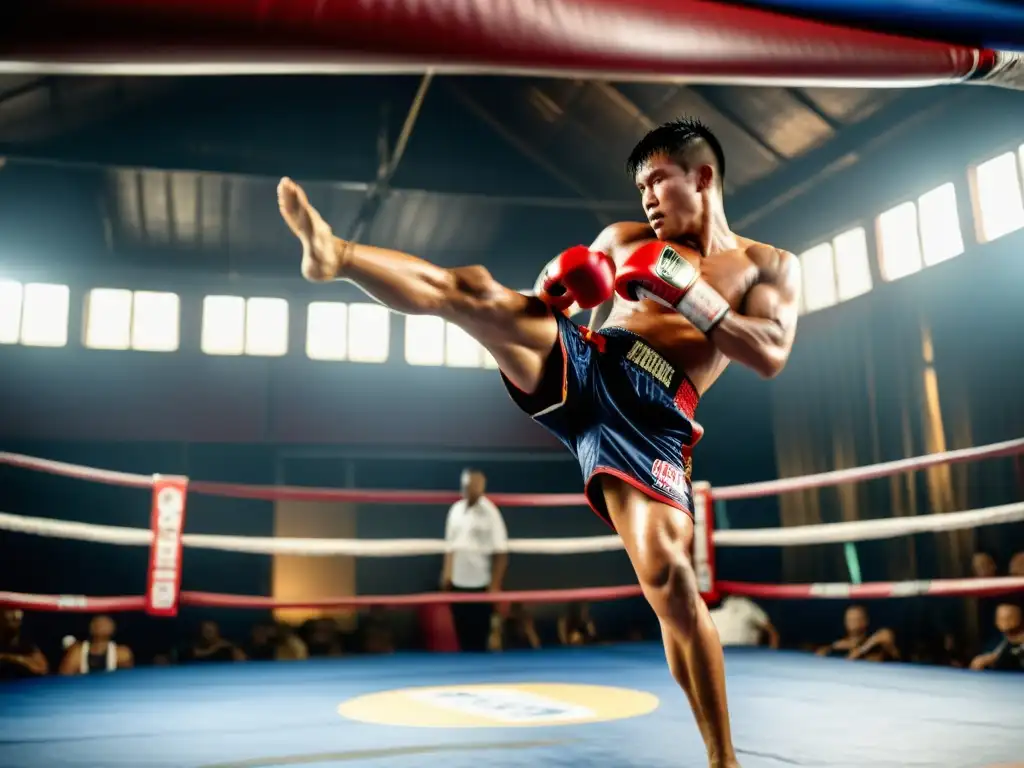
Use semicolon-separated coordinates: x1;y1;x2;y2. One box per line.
650;249;730;333
676;278;730;333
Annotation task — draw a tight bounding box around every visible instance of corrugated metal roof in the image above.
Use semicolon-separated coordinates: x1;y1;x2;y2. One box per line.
0;75;925;277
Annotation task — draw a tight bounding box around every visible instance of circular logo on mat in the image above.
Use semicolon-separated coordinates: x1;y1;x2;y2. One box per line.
338;683;659;728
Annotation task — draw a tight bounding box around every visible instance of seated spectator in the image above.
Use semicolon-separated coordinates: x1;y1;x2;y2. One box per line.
710;596;779;648
1008;551;1024;577
304;618;344;657
490;602;541;651
0;609;48;680
184;620;245;663
558;602;597;647
246;621;279;661
817;605;899;662
971;551;998;579
969;602;1024;672
275;623;309;661
58;615;133;675
360;608;394;655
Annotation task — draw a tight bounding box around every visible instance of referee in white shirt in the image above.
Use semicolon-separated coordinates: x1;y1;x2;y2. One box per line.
440;469;509;652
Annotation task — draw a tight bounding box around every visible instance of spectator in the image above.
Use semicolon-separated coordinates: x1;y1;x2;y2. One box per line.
0;609;48;680
1008;551;1024;577
246;621;279;661
710;596;779;648
817;605;899;662
58;615;133;675
969;602;1024;672
440;469;508;652
274;623;309;661
558;602;597;647
360;608;395;655
185;620;245;663
304;618;344;657
490;602;541;651
971;551;998;579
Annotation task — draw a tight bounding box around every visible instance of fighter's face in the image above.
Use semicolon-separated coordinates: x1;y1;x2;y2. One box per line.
634;154;706;250
844;607;869;636
994;604;1022;634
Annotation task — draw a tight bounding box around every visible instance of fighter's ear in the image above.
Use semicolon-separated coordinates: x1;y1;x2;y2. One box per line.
696;163;716;193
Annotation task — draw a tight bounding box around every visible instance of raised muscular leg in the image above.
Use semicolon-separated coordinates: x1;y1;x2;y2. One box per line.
277;177;557;392
602;477;738;768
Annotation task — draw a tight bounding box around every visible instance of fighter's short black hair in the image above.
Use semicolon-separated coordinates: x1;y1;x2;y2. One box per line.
625;117;726;190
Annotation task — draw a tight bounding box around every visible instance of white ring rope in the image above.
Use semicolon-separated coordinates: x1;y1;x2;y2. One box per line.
3;499;1023;556
713;500;1024;547
0;511;625;556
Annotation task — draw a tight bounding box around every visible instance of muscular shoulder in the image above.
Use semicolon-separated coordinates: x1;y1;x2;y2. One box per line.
740;239;799;290
590;221;654;254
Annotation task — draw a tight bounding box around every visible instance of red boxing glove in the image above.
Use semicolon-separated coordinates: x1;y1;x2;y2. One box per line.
614;242;730;333
535;246;615;311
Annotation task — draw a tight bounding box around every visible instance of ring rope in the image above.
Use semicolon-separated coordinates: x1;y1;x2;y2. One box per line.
4;576;1023;614
2;499;1023;555
3;435;1023;503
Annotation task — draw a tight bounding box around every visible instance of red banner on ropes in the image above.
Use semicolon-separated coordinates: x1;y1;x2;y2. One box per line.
146;475;189;617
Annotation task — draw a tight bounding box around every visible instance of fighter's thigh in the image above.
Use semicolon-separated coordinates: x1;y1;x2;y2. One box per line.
445;265;559;393
601;477;696;584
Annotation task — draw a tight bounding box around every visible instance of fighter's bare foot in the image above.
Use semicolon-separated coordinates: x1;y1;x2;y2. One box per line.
277;177;346;282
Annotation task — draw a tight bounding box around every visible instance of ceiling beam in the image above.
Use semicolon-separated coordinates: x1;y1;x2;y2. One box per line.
689;85;788;164
784;88;841;132
446;80;608;225
0;147;637;215
347;71;433;243
729;88;965;230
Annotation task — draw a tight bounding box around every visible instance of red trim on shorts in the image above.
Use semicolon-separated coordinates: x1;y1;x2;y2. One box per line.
499;313;568;415
583;467;694;531
673;377;699;422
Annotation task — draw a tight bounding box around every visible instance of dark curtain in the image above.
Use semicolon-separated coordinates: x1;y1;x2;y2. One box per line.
768;243;1024;650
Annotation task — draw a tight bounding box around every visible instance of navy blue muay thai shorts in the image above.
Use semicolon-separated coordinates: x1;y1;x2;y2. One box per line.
500;311;703;525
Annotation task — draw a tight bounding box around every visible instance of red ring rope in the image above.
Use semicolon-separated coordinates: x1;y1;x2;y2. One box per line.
3;436;1023;504
4;577;1022;613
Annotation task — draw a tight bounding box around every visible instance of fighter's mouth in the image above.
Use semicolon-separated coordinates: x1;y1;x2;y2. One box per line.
649;213;665;227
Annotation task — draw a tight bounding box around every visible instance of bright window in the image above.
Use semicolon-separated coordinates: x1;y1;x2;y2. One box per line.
877;202;923;282
0;280;24;344
202;295;246;355
405;315;445;366
347;303;389;363
306;302;348;361
917;183;964;266
132;291;180;352
245;297;289;357
973;152;1024;242
85;288;132;350
483;350;500;370
85;289;179;351
20;283;69;347
799;243;837;313
832;227;872;301
445;323;485;368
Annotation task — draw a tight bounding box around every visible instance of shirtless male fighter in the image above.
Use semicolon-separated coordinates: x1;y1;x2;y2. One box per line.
278;118;801;768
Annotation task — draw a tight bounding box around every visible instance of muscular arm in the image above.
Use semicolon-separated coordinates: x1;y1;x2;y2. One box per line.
708;247;800;379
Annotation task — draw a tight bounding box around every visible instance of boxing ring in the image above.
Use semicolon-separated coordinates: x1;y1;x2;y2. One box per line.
2;1;1024;767
2;439;1024;768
